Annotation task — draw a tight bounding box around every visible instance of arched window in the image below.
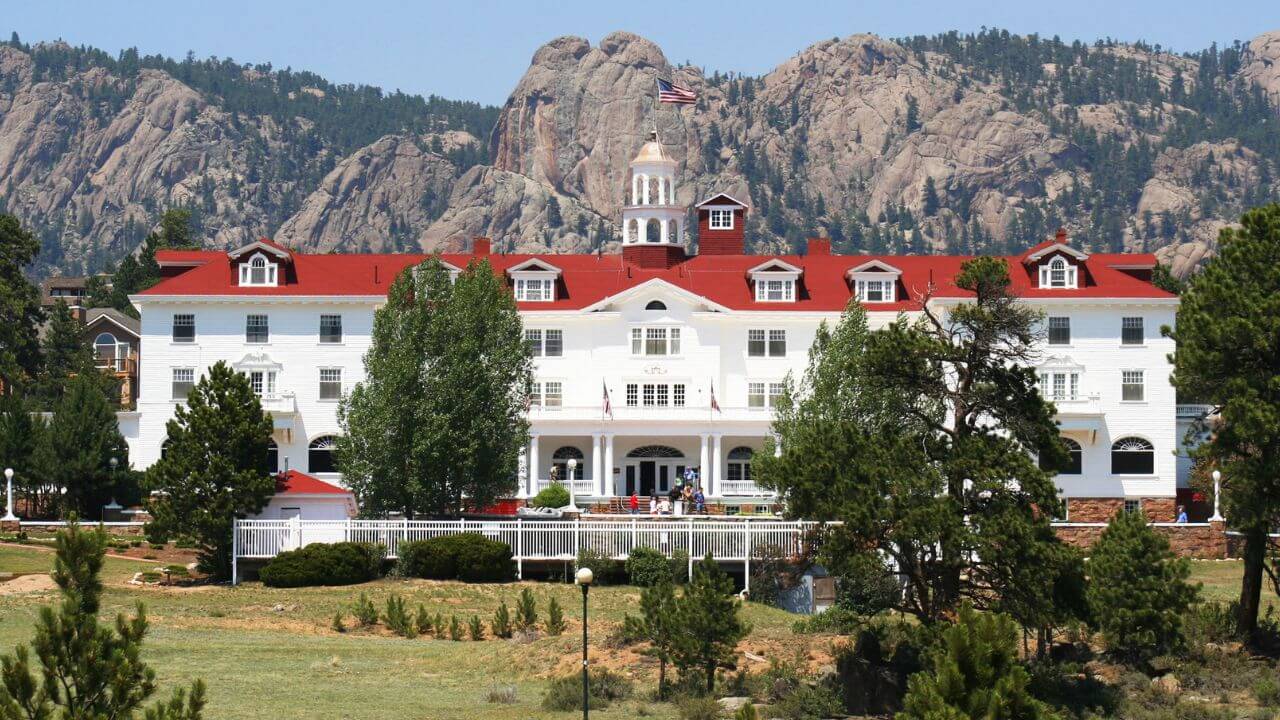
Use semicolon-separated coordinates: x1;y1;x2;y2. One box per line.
726;446;754;489
1039;256;1077;288
1039;437;1082;475
308;435;339;474
552;446;585;481
266;440;279;473
1111;437;1154;475
627;445;683;458
645;219;661;243
239;252;278;287
160;438;172;460
94;332;118;359
645;300;667;311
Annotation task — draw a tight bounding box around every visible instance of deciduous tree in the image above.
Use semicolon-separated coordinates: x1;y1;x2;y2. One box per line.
1164;203;1280;638
338;258;531;517
145;361;274;578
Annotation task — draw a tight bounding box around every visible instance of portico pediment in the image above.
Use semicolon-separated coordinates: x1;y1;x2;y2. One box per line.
579;278;731;314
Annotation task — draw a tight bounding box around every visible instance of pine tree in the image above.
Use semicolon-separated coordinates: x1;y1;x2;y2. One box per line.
0;393;44;514
545;597;566;636
145;361;274;578
35;300;112;407
545;196;562;228
46;374;129;518
0;520;206;719
905;95;921;132
1086;510;1198;663
1166;204;1280;638
0;214;44;393
922;177;940;216
670;555;749;692
623;579;678;698
898;604;1052;720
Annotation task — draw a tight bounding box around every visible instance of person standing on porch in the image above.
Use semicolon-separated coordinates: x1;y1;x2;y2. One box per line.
682;483;694;512
670;483;683;516
629;491;640;515
694;486;706;514
649;495;658;515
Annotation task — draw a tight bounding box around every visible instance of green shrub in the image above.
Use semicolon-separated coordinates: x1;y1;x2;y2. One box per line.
384;593;417;638
468;615;485;641
576;548;624;585
546;597;567;636
330;612;345;633
676;696;721;720
835;555;900;616
541;669;633;711
733;703;759;720
792;606;865;635
258;542;385;588
1184;601;1240;647
1254;677;1280;707
626;545;673;587
515;588;538;631
353;592;379;627
1086;511;1199;664
397;534;514;582
492;601;513;638
774;685;844;720
415;604;433;636
531;484;570;509
448;615;463;641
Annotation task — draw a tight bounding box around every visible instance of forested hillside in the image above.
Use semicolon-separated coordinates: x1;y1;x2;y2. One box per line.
1;28;1278;278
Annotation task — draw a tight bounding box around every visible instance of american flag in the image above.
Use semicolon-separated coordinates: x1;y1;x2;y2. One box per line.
709;380;721;413
602;381;613;420
657;78;697;105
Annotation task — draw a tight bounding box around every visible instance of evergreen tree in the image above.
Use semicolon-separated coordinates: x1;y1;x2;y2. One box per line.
905;95;921;132
1086;510;1198;663
670;555;749;692
922;177;940;216
35;300;107;407
623;580;678;698
338;258;531;517
898;604;1054;720
0;393;44;516
0;520;206;719
545;196;562;228
100;209;197;318
145;362;274;578
0;214;44;393
45;374;129;518
1165;203;1280;638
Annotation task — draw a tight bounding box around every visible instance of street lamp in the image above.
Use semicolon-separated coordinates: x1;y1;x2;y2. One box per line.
2;468;16;522
1210;469;1224;522
576;567;594;719
566;458;579;512
104;458;122;520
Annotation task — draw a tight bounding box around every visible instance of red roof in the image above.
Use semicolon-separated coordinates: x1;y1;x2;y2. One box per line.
274;470;352;496
141;242;1174;310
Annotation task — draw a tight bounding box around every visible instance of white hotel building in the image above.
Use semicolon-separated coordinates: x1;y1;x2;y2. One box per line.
127;138;1182;522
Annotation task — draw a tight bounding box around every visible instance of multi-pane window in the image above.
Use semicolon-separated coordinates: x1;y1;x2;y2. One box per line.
319;368;343;400
1047;317;1070;345
754;278;795;302
1039;437;1083;475
171;368;195;400
246;314;269;343
1112;437;1155;475
747;329;787;357
1121;370;1145;401
172;314;195;343
709;209;733;230
320;314;343;344
855;278;895;303
1038;371;1080;401
1039;256;1077;288
238;254;278;286
1124;499;1142;514
624;382;686;408
529;380;563;408
1121;316;1144;345
632;327;681;356
525;329;564;357
514;277;555;302
247;370;277;398
747;381;785;409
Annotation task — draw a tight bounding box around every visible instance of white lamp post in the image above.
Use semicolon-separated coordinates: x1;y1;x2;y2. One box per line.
566;458;579;512
1210;469;1224;522
576;567;594;719
104;458;122;518
3;468;16;521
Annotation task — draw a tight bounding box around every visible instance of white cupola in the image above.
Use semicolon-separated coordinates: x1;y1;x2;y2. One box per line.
622;131;685;247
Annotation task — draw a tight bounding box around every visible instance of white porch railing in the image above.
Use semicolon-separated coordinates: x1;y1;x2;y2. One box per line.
232;517;827;588
719;481;770;497
534;479;595;495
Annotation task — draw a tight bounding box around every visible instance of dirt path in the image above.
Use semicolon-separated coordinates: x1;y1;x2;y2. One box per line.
0;573;56;595
0;541;159;563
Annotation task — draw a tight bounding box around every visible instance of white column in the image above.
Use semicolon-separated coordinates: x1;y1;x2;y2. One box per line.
712;433;724;496
590;433;603;496
657;176;666;205
699;434;711;495
517;447;528;498
603;434;615;497
631;175;639;205
641;174;650;205
529;435;540;494
660;218;669;243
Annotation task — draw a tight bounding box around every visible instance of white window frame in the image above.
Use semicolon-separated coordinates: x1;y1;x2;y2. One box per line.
1121;316;1144;345
513;276;556;302
1047;316;1071;345
747;329;787;358
1038;256;1078;289
238;252;279;287
172;313;195;343
630;326;682;357
529;380;563;409
245;314;269;344
1038;370;1081;401
854;278;896;303
319;368;343;401
525;328;564;357
1121;369;1145;402
708;208;734;230
754;278;796;302
747;381;785;409
171;367;195;401
319;314;343;344
624;381;687;408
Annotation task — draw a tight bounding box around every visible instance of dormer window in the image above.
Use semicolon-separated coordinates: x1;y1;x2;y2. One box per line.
709;209;734;230
755;278;795;302
515;278;555;302
855;279;895;303
239;253;278;287
1039;256;1077;289
747;259;802;303
846;260;902;304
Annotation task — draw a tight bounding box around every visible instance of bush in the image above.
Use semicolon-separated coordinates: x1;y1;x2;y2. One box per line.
330;612;345;633
546;597;567;636
486;685;516;704
541;669;633;711
1086;511;1199;664
258;542;385;588
1254;677;1280;707
491;601;513;638
676;696;721;720
1183;601;1240;647
353;592;379;627
626;545;673;587
835;555;901;616
468;615;486;641
530;484;570;509
448;615;463;641
774;684;844;720
792;606;866;635
415;604;433;637
397;534;514;583
576;548;624;585
384;593;417;638
515;588;538;631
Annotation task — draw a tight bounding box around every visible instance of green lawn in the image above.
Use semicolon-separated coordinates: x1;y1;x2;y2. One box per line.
0;544;804;719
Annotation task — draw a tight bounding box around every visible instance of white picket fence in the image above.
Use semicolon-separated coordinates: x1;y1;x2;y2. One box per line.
231;517;827;587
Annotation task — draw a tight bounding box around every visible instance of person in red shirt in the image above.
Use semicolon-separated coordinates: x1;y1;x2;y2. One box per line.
629;491;640;515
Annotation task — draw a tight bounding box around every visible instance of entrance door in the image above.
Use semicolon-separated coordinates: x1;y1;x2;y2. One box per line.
625;466;637;496
639;461;656;496
658;465;670;494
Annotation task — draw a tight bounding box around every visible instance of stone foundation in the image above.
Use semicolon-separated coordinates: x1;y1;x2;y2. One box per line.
1053;520;1228;559
1066;497;1178;523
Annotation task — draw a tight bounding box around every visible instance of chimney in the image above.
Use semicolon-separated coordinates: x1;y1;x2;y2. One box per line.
473;237;491;256
806;237;831;256
1055;227;1068;244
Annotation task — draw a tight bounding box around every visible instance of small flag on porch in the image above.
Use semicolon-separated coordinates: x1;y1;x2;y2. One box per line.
710;380;721;413
602;380;613;419
657;78;697;104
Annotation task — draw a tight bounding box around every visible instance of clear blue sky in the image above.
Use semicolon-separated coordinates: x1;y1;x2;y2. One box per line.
6;0;1278;106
